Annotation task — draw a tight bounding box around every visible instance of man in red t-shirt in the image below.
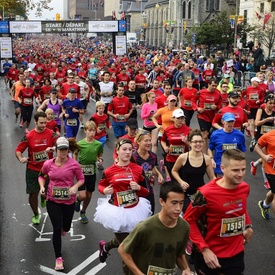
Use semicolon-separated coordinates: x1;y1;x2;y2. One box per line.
184;149;253;275
107;84;133;138
195;78;222;153
15;112;58;225
116;67;131;91
60;74;80;100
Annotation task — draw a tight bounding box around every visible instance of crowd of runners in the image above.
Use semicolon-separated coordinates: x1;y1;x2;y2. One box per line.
2;34;274;274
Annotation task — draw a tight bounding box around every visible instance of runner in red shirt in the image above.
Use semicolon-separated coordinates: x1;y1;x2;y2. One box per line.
134;67;148;96
178;78;198;126
15;112;58;225
116;67;131;91
60;75;80;100
195;78;222;153
202;64;215;87
107;84;133;139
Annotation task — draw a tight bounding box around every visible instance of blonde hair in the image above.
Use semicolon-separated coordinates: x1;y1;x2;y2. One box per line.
134;129;151;144
96;101;105;109
84;120;97;131
45;108;54;114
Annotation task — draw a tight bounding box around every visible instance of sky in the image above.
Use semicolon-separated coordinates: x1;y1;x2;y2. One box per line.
28;0;64;20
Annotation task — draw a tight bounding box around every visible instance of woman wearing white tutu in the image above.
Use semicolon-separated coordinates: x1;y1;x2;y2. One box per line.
94;138;152;274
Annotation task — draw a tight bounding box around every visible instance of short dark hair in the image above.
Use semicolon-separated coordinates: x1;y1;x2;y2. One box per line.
159;181;184;202
34;111;47;122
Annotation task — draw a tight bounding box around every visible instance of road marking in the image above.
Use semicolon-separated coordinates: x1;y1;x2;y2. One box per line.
39;251;106;274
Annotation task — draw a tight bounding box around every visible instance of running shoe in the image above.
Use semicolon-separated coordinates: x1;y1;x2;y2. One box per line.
19;121;24;128
249;138;256;152
80;211;89;224
40;196;46;208
99;240;109;263
80;124;84;129
32;214;40;225
55;257;64;271
264;181;271;189
97;161;104;170
185;241;193;256
250;161;257;176
245;128;251;137
159;159;165;172
258;200;270;220
75;199;80;212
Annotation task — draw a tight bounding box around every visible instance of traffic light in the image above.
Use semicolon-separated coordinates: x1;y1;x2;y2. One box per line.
56;13;60;20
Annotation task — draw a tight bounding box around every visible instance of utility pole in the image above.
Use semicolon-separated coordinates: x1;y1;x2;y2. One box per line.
234;0;239;48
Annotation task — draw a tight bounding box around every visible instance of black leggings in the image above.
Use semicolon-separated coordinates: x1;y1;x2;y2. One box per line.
46;200;75;258
21;105;34;123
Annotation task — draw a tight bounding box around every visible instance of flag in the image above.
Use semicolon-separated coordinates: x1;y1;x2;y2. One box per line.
121;11;125;20
263;13;271;30
136;0;141;8
255;12;262;21
112;11;117;20
100;0;104;7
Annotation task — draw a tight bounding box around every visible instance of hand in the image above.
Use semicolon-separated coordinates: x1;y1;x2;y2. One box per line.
19;157;28;164
157;125;163;131
68;186;78;195
65;113;69;118
157;174;164;184
124;113;130;119
197;107;204;113
202;248;221;269
97;128;102;134
182;135;188;143
264;154;274;163
211;104;217;110
181;268;192;275
243;228;253;245
180;181;190;191
40;187;45;195
104;184;114;195
72;107;79;113
164;147;169;153
130;181;141;191
45;146;56;153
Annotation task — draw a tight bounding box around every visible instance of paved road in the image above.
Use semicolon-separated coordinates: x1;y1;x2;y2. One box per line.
0;78;274;275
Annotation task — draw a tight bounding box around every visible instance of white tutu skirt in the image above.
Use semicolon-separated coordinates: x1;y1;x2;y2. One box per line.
94;197;152;233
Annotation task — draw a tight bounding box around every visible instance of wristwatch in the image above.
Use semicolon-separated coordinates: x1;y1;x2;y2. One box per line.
245;224;254;230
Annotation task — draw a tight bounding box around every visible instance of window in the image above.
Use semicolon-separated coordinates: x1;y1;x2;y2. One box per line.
260;3;264;13
272;2;275;12
188;1;191;19
206;0;215;11
183;1;186;19
244;10;247;23
215;0;220;11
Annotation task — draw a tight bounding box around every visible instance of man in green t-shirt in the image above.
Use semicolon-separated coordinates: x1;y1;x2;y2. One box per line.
73;121;103;224
118;181;192;275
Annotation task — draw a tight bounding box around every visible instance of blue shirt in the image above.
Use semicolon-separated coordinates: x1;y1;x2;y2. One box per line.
209;129;246;174
62;98;84;120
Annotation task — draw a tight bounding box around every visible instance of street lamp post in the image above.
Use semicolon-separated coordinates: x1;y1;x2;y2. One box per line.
155;3;160;47
234;0;239;48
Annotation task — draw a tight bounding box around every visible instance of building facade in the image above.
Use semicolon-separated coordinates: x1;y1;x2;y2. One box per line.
144;0;236;48
68;0;104;20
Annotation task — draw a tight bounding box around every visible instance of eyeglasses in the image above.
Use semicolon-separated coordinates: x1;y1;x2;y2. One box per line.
169;100;177;102
190;140;203;144
175;116;185;119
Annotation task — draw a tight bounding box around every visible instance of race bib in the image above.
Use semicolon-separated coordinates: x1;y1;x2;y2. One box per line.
67;118;77;126
137;83;144;88
249;93;258;100
33;150;49;162
220;215;245;237
81;164;94;175
222;143;237;150
117;115;126;122
117;190;138;207
204;103;212;110
184;100;192;107
23;98;32;104
45;94;50;99
98;123;106;130
52;186;70;200
260;125;274;134
147;265;177;275
53;113;58;120
169;145;184;155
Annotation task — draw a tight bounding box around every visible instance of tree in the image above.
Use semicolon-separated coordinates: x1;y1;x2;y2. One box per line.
250;15;275;57
1;0;53;18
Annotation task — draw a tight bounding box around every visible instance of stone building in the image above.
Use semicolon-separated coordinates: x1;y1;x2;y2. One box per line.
144;0;236;48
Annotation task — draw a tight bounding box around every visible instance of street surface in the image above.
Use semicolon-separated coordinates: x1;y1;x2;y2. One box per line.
0;78;274;274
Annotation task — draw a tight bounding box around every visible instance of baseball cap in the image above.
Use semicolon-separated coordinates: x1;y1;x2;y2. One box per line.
126;118;138;129
56;137;69;150
223;74;230;78
251;77;261;82
167;95;177;102
69;88;77;93
222;112;236;122
77;63;81;66
50;88;58;94
228;91;240;98
67;69;73;74
27;68;32;72
172;109;186;118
